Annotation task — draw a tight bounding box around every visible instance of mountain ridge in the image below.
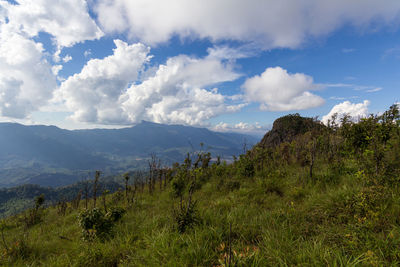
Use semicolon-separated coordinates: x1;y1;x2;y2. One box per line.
0;121;259;187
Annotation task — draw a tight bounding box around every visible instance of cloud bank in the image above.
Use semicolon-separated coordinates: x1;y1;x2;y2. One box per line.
94;0;400;48
58;40;243;125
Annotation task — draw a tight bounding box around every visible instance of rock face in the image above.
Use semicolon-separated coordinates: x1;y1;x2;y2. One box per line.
259;114;323;148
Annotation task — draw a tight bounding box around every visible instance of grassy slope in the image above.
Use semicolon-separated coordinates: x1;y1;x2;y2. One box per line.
1;156;399;266
2;109;400;266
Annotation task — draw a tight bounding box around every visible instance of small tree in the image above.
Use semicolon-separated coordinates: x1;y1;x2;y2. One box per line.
123;172;130;201
83;179;90;209
102;190;110;213
24;194;45;227
93;171;101;208
35;194;45;211
78;207;126;241
71;190;82;210
173;181;200;233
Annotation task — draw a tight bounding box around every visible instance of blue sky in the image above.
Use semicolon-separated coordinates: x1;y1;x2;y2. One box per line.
0;0;399;136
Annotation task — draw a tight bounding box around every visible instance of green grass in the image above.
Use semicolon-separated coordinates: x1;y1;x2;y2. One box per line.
0;157;399;266
2;104;400;267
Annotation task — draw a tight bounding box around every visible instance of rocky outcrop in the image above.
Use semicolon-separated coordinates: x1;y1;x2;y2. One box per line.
259;114;324;148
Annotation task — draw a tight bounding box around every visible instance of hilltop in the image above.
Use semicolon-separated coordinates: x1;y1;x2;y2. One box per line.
259;113;323;148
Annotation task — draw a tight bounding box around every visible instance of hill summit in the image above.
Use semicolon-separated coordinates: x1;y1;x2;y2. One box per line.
259;114;323;148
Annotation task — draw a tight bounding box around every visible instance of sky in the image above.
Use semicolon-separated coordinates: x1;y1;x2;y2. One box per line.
0;0;399;136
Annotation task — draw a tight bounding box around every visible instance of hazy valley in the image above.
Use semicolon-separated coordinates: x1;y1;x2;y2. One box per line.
0;121;258;188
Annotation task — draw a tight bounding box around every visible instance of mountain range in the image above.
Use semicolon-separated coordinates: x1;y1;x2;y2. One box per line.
0;121;259;187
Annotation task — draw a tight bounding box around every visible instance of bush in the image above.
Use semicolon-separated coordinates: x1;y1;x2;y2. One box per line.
111;188;124;205
173;200;200;234
238;158;255;178
106;207;126;223
171;172;187;199
22;194;46;228
78;207;125;241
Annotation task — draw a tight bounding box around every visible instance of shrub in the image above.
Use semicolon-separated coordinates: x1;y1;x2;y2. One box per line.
106;207;126;223
173;200;200;234
111;188;124;205
78;207;125;241
22;194;46;228
238;157;255;178
171;172;186;199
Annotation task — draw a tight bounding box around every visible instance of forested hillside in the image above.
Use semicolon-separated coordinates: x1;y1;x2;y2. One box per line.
0;105;399;266
0;121;257;187
0;179;122;219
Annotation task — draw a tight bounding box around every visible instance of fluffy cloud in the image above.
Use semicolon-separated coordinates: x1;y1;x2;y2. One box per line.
321;100;370;125
58;40;151;123
1;0;103;47
0;0;105;120
58;40;243;125
213;121;269;136
94;0;400;48
0;27;56;118
120;54;243;125
243;67;324;111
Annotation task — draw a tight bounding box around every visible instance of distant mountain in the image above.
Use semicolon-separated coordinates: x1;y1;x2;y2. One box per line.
0;121;259;187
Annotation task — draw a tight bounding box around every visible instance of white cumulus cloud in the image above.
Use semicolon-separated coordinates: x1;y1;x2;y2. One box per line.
0;0;105;120
120;54;243;125
0;27;56;118
243;67;324;111
93;0;400;48
322;100;370;125
58;40;151;123
1;0;103;47
58;40;244;125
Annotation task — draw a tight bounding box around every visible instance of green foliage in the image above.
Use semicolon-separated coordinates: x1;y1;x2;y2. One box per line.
78;207;125;241
76;246;122;267
224;180;241;191
22;194;46;228
173;199;200;234
171;170;186;199
0;237;32;263
236;154;255;178
260;177;284;197
106;207;126;223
